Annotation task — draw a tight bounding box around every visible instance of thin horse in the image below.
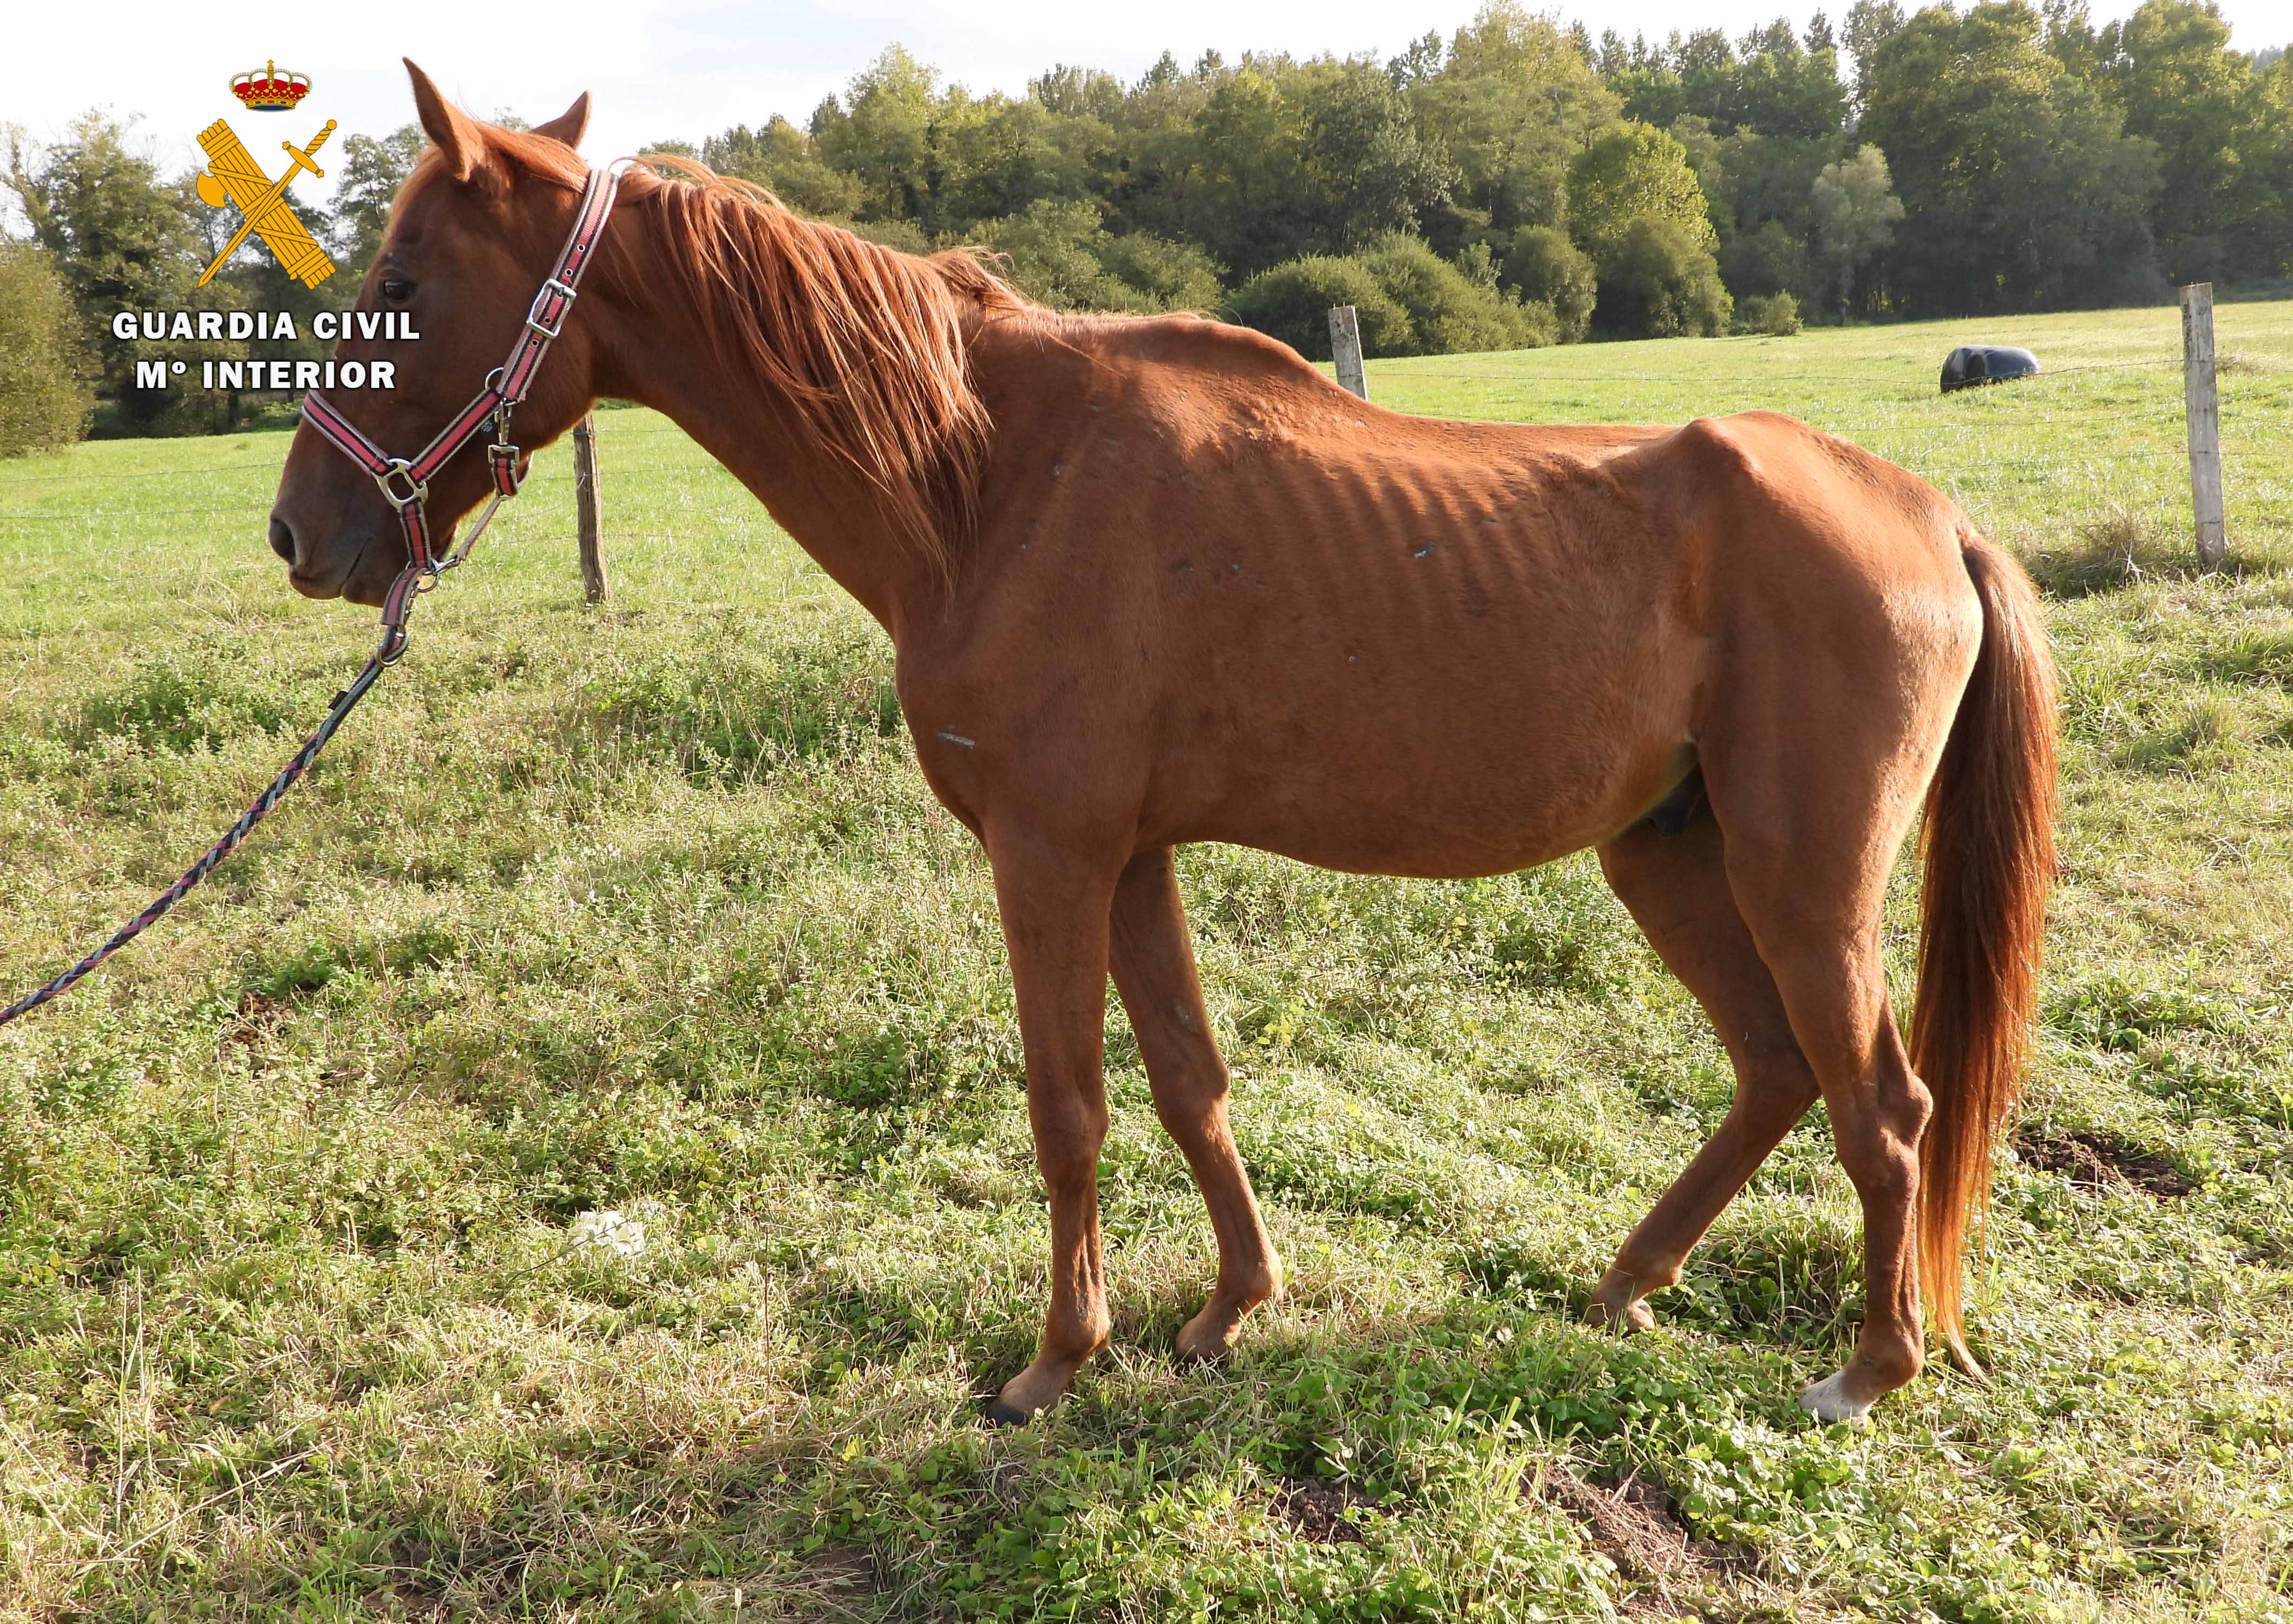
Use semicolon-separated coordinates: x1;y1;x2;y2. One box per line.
270;64;2057;1425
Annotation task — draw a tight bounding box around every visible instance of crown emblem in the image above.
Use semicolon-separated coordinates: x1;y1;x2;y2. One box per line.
231;60;311;112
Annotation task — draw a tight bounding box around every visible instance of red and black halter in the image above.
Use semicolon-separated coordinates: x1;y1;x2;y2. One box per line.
299;157;630;654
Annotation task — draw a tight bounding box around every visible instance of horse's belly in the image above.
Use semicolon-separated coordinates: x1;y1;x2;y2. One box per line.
1146;677;1692;879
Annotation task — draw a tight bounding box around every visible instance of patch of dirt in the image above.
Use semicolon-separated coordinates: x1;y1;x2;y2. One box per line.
2015;1128;2196;1198
219;990;288;1051
1539;1467;1745;1618
1270;1476;1375;1543
795;1544;877;1617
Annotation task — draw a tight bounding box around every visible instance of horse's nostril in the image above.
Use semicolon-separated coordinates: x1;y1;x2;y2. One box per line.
268;516;296;564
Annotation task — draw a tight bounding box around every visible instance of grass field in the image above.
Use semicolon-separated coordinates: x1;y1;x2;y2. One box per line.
2;300;2291;1622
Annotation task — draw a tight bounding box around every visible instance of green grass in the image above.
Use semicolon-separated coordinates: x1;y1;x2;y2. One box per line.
1;302;2290;1622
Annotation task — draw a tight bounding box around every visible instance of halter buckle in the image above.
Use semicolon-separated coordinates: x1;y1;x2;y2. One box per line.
524;277;578;340
376;459;428;508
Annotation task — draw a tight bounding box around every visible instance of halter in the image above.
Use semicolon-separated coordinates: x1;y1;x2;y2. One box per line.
298;157;631;659
0;159;634;1029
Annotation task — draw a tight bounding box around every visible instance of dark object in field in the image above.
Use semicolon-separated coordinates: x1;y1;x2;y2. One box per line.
1941;345;2040;393
2015;1127;2195;1198
270;62;2063;1432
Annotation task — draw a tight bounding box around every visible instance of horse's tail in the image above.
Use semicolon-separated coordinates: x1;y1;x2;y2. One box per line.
1911;532;2058;1376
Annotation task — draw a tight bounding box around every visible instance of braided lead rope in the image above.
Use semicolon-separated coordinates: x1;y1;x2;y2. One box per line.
2;160;637;1031
0;583;415;1029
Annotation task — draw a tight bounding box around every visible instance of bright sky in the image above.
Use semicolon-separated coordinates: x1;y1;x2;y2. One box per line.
6;0;2288;218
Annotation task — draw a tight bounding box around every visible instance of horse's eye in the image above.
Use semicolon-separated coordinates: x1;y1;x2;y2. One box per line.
380;279;415;305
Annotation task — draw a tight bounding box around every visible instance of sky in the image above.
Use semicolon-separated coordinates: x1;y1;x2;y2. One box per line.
5;0;2289;218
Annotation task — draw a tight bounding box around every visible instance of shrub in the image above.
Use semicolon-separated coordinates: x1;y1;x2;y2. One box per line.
0;240;93;457
1225;256;1414;359
1097;231;1224;313
971;201;1124;309
1592;215;1733;339
969;200;1222;313
1358;234;1554;355
1503;227;1597;343
1737;290;1803;336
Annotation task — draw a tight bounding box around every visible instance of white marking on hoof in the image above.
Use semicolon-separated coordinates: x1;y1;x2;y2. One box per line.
1799;1370;1873;1425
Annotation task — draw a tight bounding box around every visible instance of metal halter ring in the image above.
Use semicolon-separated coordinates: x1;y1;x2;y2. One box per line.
376;460;429;507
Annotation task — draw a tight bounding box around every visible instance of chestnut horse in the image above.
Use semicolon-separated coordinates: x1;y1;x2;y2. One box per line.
270;64;2056;1425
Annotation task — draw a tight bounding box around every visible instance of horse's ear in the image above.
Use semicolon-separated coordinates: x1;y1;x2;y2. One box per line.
404;58;482;181
533;92;589;151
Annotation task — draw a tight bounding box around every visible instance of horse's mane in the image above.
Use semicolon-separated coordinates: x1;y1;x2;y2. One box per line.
440;129;1027;574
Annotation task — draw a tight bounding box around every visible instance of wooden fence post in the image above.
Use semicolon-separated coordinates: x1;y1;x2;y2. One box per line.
2180;283;2226;569
1328;306;1369;401
572;413;608;604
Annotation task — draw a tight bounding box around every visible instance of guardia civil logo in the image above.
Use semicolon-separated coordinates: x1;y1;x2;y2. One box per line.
193;61;337;287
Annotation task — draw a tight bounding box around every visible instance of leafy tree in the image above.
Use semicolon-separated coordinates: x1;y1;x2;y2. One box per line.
1843;0;1908;108
1737;288;1804;333
3;113;241;434
2108;0;2255;282
1390;30;1446;87
1502;225;1597;340
811;45;940;224
978;199;1139;308
1411;2;1620;241
1611;21;1847;141
1858;2;2160;313
1097;231;1225;311
933;93;1104;229
329;124;425;285
1592;215;1732;336
1566;121;1716;259
1299;61;1456;248
1177;69;1316;277
2232;51;2293;276
0;239;93;455
1720;217;1811;300
702;119;865;217
1809;143;1904;313
1731;22;1850;139
1030;64;1125;124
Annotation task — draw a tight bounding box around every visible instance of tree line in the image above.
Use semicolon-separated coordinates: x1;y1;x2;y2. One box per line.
4;0;2290;451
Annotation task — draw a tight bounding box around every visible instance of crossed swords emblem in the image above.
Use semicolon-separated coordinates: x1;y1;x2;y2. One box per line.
194;117;338;287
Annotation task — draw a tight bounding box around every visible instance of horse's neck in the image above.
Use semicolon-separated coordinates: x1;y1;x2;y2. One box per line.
588;210;948;636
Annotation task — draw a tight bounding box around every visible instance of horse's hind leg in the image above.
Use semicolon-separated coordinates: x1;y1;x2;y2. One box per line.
1109;847;1281;1358
1588;811;1820;1332
1704;723;1948;1423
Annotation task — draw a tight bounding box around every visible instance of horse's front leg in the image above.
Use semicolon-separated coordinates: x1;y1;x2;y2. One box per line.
982;829;1123;1425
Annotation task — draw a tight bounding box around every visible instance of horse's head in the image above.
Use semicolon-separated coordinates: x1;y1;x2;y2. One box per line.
269;61;595;605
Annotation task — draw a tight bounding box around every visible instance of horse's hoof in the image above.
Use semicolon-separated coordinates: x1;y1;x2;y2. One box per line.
1583;1295;1656;1334
983;1397;1034;1428
1798;1370;1874;1425
1174;1308;1243;1363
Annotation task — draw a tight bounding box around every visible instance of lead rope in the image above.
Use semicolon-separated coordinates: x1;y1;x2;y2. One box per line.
1;160;630;1031
1;462;512;1031
0;579;418;1027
